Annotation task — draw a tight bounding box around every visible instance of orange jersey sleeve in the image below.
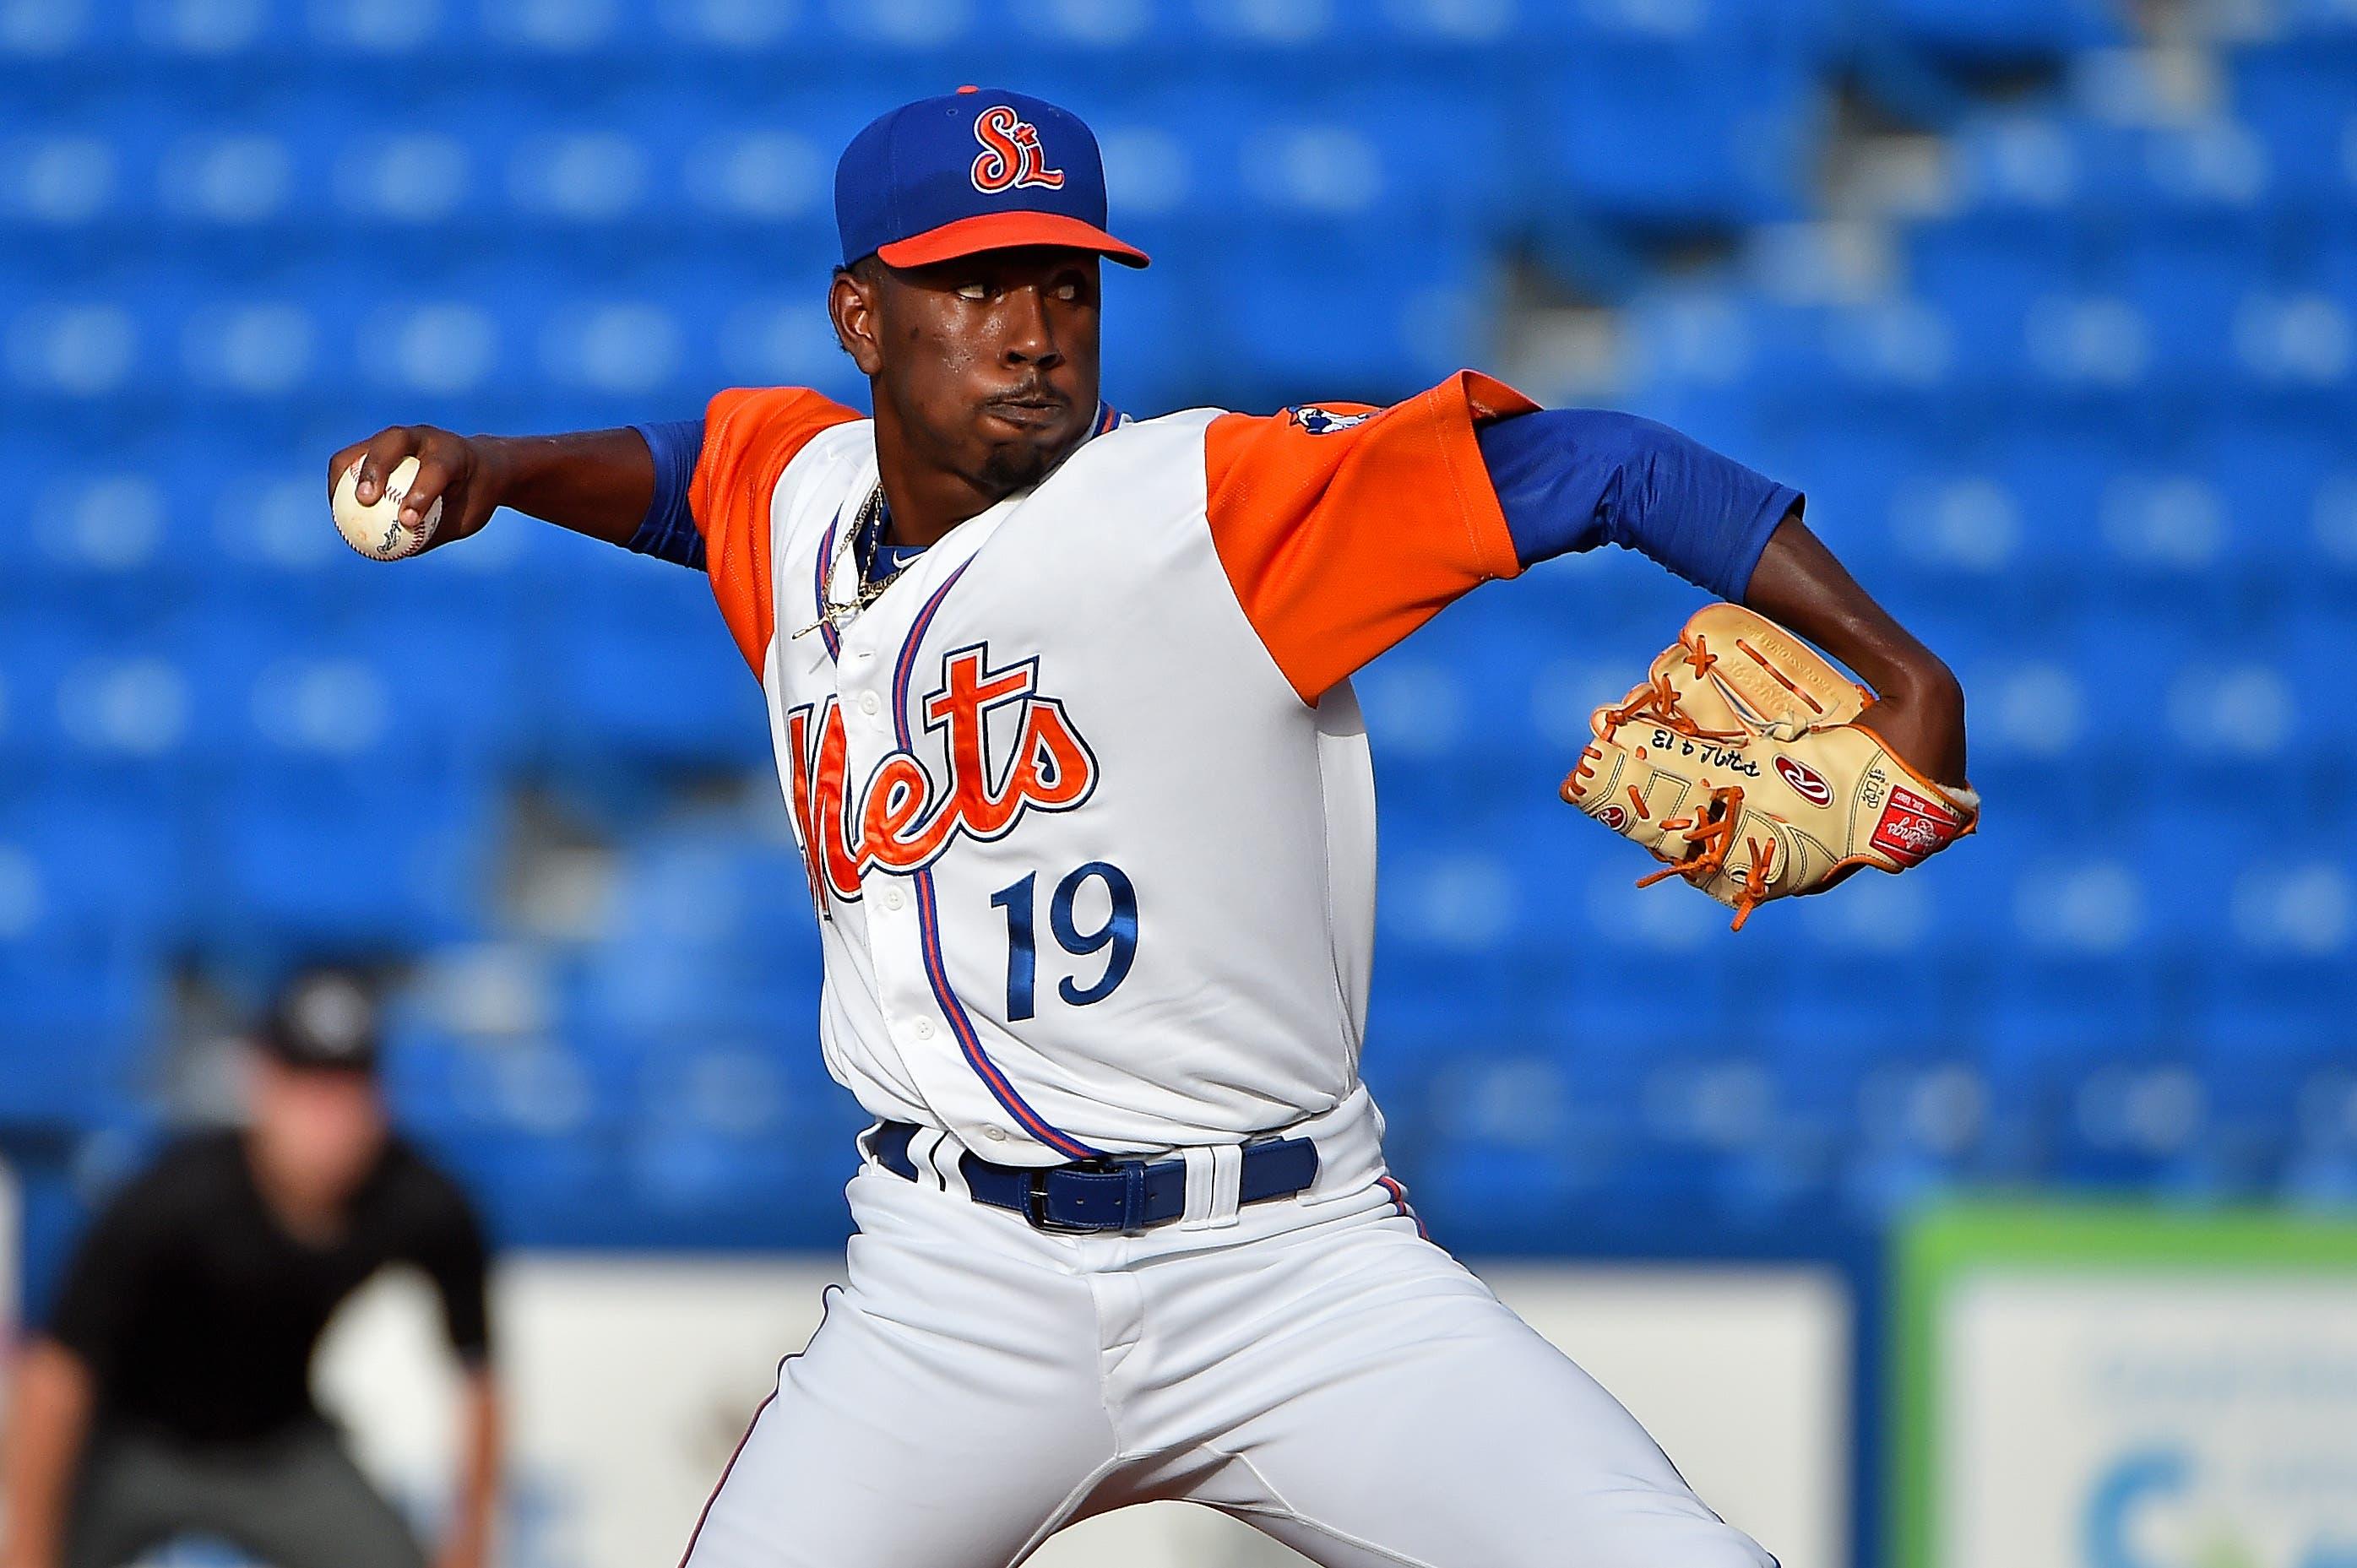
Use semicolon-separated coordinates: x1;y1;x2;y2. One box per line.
1203;371;1540;703
688;387;863;675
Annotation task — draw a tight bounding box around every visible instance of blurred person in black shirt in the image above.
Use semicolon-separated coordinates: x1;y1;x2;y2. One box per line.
1;974;502;1568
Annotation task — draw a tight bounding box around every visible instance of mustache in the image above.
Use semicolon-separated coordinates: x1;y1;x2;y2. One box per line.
981;383;1070;409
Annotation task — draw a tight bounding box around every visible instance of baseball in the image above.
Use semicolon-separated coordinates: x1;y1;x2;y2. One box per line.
331;456;442;561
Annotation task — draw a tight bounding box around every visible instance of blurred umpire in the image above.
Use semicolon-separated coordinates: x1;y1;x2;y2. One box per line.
0;974;501;1568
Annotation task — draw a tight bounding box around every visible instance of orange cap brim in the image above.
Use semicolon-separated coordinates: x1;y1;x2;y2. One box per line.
877;211;1150;269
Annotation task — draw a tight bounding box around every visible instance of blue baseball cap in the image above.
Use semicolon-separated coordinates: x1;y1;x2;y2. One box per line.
835;86;1149;271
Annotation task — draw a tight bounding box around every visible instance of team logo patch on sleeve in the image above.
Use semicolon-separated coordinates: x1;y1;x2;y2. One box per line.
1284;405;1374;435
971;106;1066;193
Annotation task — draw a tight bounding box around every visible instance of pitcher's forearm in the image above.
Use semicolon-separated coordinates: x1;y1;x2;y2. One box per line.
478;428;659;546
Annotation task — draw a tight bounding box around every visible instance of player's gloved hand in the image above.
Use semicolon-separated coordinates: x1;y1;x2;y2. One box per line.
324;426;505;554
1561;604;1980;930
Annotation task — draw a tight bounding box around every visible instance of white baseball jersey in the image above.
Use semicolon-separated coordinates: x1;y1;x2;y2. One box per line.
673;373;1779;1568
687;372;1539;1164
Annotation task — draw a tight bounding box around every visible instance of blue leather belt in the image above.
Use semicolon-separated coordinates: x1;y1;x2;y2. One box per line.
867;1122;1321;1234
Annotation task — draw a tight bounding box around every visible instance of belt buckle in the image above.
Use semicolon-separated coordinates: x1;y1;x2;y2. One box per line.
1025;1159;1153;1234
1024;1169;1103;1234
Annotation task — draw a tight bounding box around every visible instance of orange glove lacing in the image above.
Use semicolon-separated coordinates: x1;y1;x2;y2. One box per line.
1578;633;1782;929
1596;672;1746;746
1630;784;1776;931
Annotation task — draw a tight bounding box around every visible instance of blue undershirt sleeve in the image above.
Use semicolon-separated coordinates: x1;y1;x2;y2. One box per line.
625;418;708;571
1475;409;1800;601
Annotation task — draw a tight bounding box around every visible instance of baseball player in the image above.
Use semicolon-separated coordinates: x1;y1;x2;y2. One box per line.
329;88;1969;1567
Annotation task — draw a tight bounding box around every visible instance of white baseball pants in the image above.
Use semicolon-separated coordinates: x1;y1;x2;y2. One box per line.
680;1096;1777;1568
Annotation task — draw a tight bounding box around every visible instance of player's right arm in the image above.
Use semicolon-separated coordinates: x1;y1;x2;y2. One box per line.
328;391;858;674
323;425;660;553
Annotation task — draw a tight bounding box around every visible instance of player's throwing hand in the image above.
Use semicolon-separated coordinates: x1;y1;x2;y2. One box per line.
326;426;502;556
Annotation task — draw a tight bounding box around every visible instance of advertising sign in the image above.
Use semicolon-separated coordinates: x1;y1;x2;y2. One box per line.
1895;1204;2357;1568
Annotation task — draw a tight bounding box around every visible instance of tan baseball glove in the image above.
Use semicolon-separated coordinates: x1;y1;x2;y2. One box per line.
1561;604;1979;930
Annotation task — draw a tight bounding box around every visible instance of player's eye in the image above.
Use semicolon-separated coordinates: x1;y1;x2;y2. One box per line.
956;281;990;301
1051;279;1080;301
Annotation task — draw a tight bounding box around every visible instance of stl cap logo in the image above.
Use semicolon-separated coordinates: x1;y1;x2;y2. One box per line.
1286;405;1375;435
971;106;1067;194
1773;754;1833;807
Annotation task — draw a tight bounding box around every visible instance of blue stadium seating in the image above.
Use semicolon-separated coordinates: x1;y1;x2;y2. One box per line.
1534;37;1821;232
5;2;2355;1248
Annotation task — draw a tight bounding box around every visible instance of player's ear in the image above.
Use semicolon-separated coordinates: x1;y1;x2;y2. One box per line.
829;263;884;377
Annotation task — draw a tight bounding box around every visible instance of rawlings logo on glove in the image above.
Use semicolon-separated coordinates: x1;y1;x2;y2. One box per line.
1561;604;1978;930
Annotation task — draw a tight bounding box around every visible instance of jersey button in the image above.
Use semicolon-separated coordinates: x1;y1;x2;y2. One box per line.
914;1019;936;1039
859;692;881;715
980;1125;1008;1142
882;886;905;912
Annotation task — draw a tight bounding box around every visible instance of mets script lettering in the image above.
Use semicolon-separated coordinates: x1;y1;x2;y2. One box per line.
786;647;1098;903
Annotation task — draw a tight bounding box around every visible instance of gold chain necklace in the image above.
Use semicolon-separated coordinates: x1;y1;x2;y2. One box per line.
793;484;894;640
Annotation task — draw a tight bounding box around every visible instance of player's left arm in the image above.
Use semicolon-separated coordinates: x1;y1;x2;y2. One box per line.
1203;373;1963;788
1477;407;1966;786
1742;513;1965;785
